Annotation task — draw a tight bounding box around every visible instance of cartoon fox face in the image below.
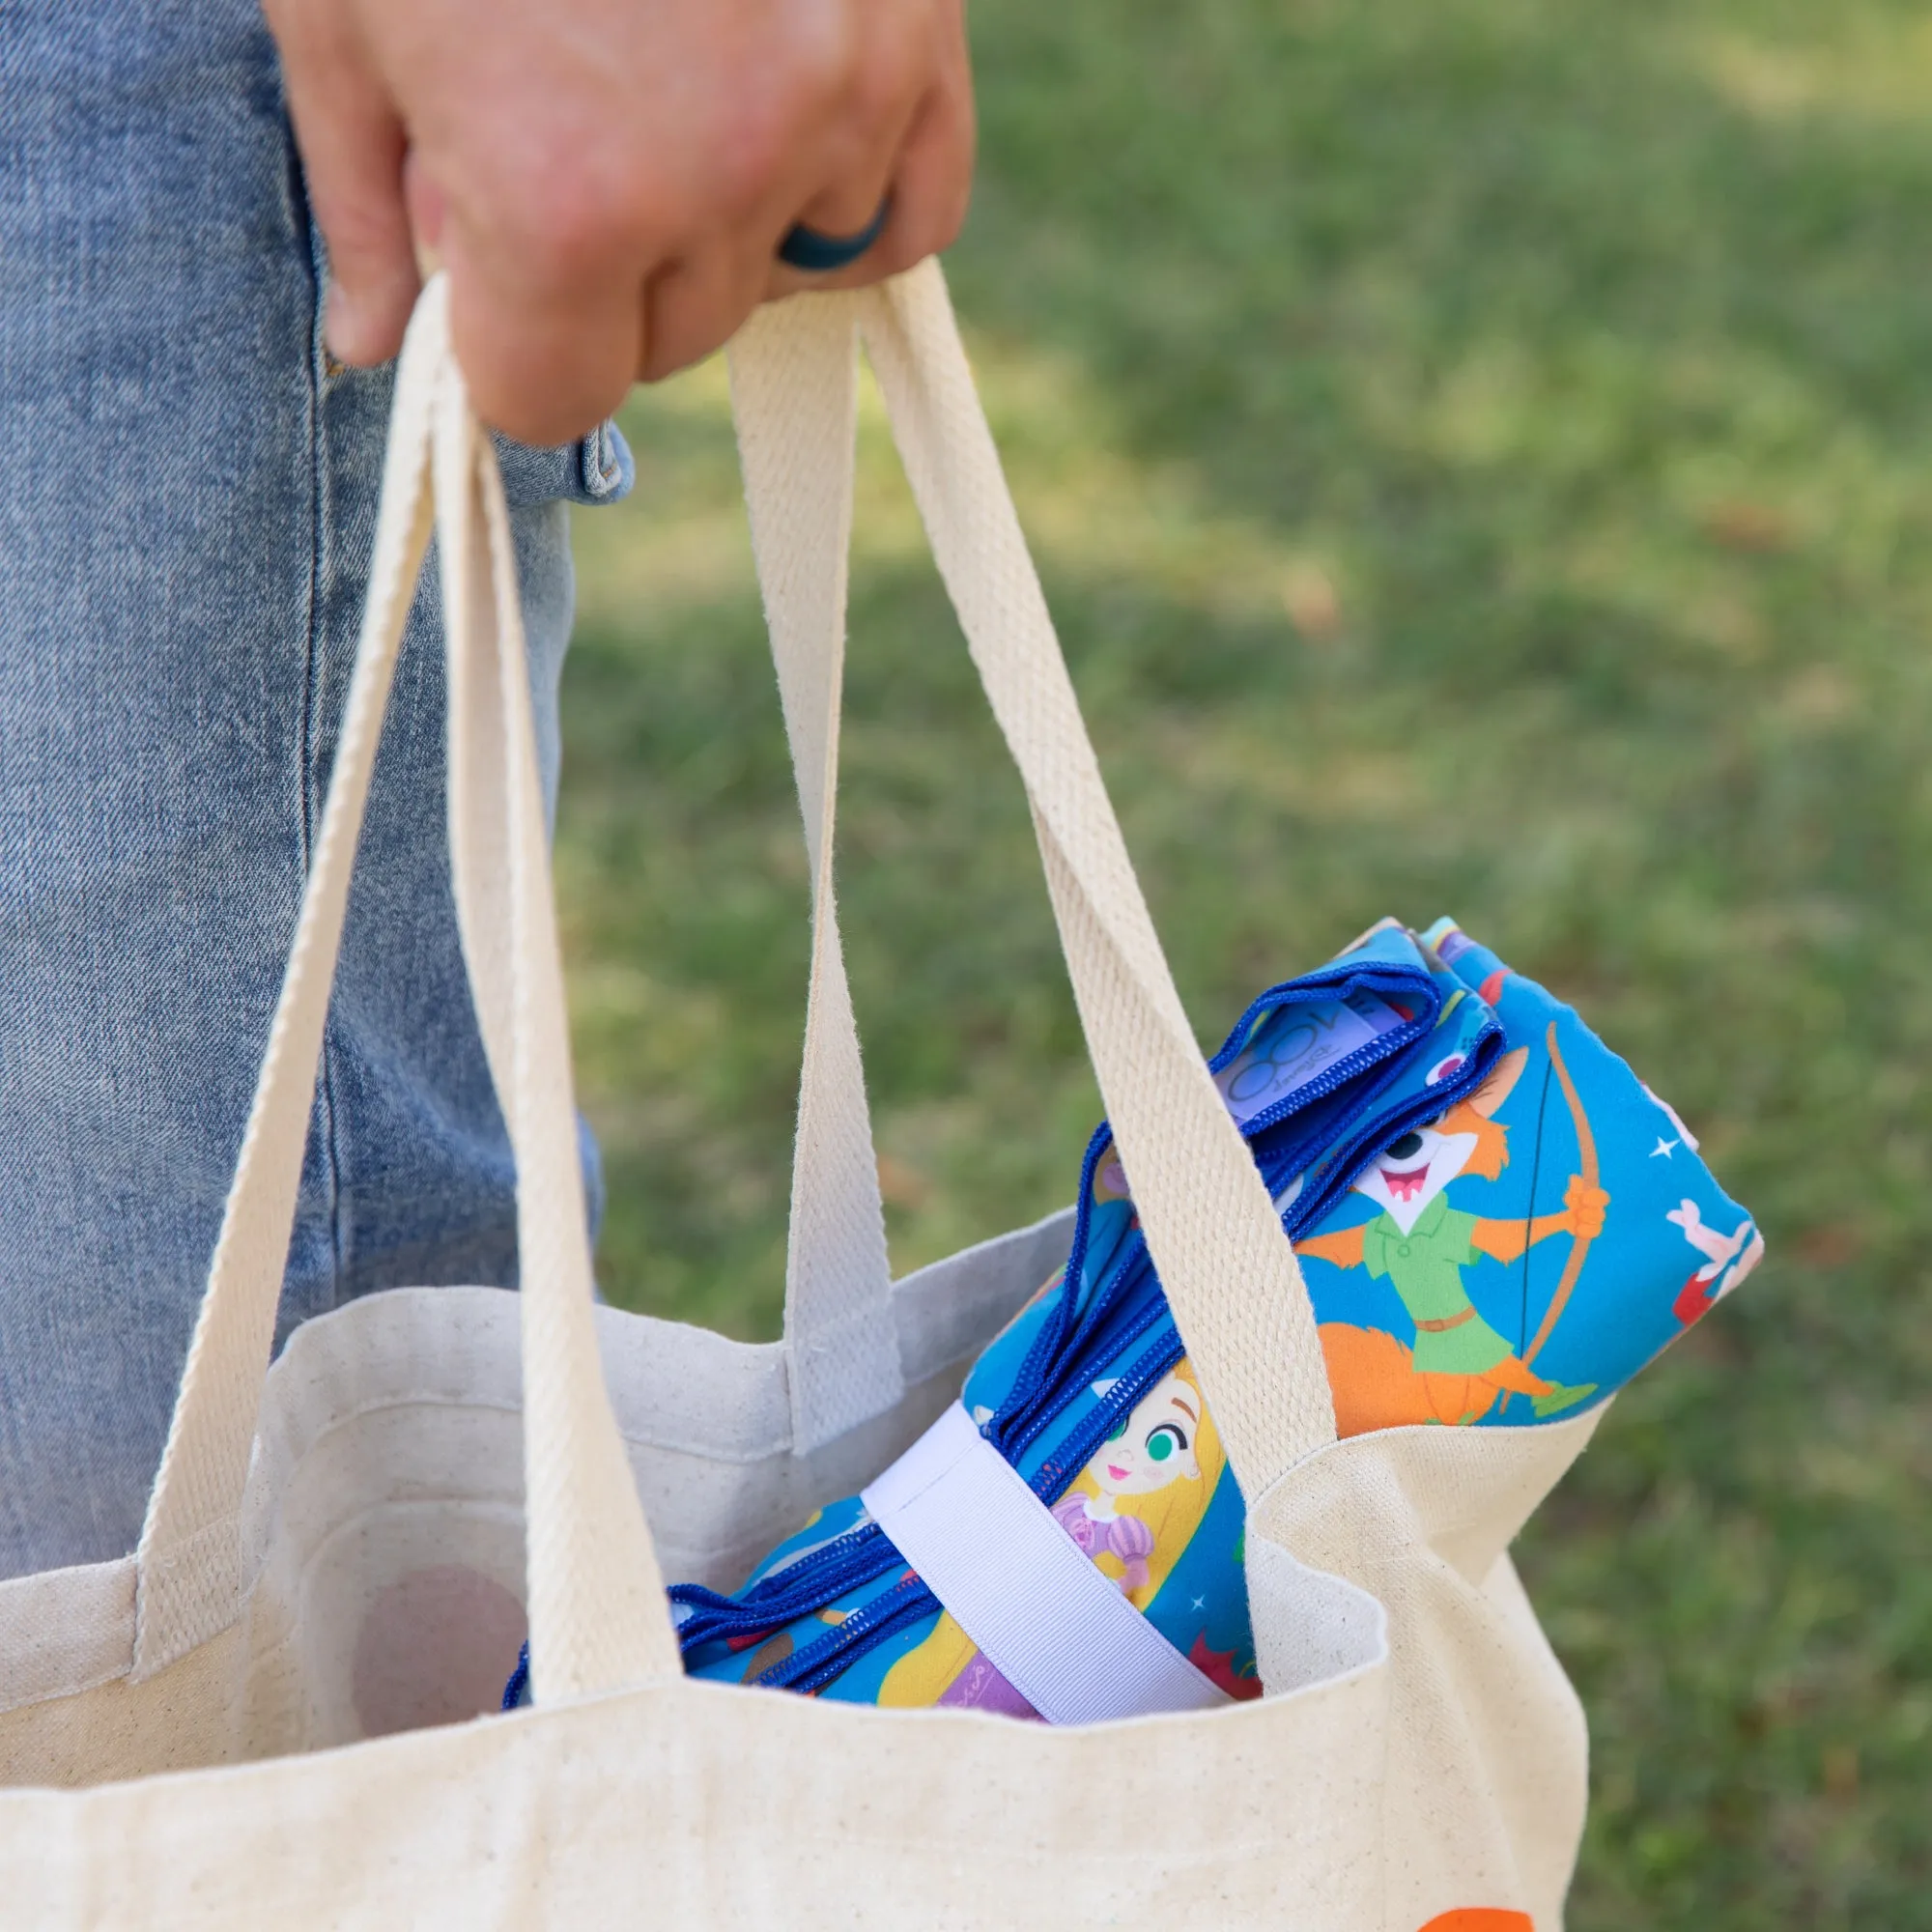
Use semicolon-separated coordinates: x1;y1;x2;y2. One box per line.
1350;1047;1528;1234
1353;1121;1484;1234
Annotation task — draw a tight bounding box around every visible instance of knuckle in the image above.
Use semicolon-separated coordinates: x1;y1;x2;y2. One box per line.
923;181;972;255
707;10;870;213
781;2;863;107
493;167;641;286
880;186;968;273
848;35;920;128
724;50;843;185
484;113;686;267
461;337;622;447
318;187;409;274
706;98;796;220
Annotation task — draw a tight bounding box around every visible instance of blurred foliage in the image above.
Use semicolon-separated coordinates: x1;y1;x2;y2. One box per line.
555;0;1932;1920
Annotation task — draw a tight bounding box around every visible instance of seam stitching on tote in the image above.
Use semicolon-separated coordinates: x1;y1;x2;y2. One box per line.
261;1349;986;1470
272;1390;796;1467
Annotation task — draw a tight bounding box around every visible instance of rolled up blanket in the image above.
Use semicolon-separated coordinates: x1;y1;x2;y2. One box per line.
505;917;1759;1718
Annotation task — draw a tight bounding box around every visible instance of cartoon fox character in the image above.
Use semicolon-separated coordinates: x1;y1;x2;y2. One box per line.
1293;1046;1607;1432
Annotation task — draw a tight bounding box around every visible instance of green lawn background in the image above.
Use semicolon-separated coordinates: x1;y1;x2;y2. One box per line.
555;2;1931;1920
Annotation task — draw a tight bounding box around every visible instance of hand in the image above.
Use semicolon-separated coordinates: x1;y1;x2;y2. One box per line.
266;0;976;443
1562;1176;1609;1240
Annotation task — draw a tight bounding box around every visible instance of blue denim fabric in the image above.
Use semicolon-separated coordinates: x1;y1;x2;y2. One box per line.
0;1;629;1577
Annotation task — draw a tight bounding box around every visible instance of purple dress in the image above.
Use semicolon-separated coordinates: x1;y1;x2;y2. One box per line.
930;1494;1159;1717
1049;1495;1155;1596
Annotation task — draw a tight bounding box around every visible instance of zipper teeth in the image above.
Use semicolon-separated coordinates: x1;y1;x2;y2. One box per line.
1239;1004;1450;1139
670;1525;902;1649
759;1576;939;1694
1002;968;1460;1449
1009;1286;1171;1471
1236;1025;1424;1138
1029;1330;1188;1505
1002;1122;1116;1414
990;1236;1143;1454
1205;967;1425;1076
753;1321;1188;1694
739;1523;887;1602
1261;1024;1504;1231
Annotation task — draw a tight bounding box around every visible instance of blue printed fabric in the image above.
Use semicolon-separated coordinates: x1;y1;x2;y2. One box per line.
504;919;1759;1718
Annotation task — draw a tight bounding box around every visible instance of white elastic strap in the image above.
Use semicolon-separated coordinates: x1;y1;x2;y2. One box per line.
862;1405;1231;1725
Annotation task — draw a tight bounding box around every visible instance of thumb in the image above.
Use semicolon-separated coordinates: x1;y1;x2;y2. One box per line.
270;0;420;364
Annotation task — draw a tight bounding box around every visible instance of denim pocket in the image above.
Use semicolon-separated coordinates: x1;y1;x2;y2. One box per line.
491;420;634;510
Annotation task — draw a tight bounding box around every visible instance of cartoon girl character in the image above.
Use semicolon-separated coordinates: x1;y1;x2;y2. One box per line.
877;1361;1226;1710
1296;1047;1606;1432
1047;1366;1206;1605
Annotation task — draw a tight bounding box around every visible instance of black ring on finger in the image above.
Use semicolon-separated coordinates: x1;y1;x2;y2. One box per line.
778;198;893;273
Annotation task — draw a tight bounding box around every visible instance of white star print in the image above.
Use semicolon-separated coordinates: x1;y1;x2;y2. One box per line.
1650;1137;1679;1159
1192;1596;1207;1612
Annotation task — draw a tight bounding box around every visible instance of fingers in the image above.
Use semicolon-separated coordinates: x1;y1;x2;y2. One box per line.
1563;1176;1609;1236
766;0;976;299
853;1;977;276
270;0;980;437
635;240;774;384
860;57;977;276
437;200;648;447
627;0;974;389
265;0;421;365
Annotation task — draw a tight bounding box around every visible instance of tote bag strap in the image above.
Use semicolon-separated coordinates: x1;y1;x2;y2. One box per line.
730;266;1340;1507
430;304;673;1701
729;293;903;1457
133;284;678;1696
133;259;1333;1690
131;305;439;1673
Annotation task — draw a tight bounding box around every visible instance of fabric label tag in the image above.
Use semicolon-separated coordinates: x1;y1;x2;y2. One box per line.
1216;988;1406;1125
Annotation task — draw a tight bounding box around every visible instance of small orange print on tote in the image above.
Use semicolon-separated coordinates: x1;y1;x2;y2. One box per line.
1416;1913;1534;1932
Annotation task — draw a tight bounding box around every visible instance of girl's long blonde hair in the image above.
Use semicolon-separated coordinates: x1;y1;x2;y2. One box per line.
1062;1357;1224;1612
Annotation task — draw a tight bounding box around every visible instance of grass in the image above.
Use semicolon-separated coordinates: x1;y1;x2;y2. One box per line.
553;1;1932;1920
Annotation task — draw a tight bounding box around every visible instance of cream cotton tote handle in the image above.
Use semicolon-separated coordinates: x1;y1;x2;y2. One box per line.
430;305;673;1701
728;293;903;1457
131;303;439;1674
731;267;1339;1506
134;283;677;1696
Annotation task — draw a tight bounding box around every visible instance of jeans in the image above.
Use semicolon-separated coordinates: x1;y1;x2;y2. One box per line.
0;0;628;1577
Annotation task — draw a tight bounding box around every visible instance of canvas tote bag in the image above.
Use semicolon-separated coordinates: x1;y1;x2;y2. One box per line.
0;262;1605;1931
